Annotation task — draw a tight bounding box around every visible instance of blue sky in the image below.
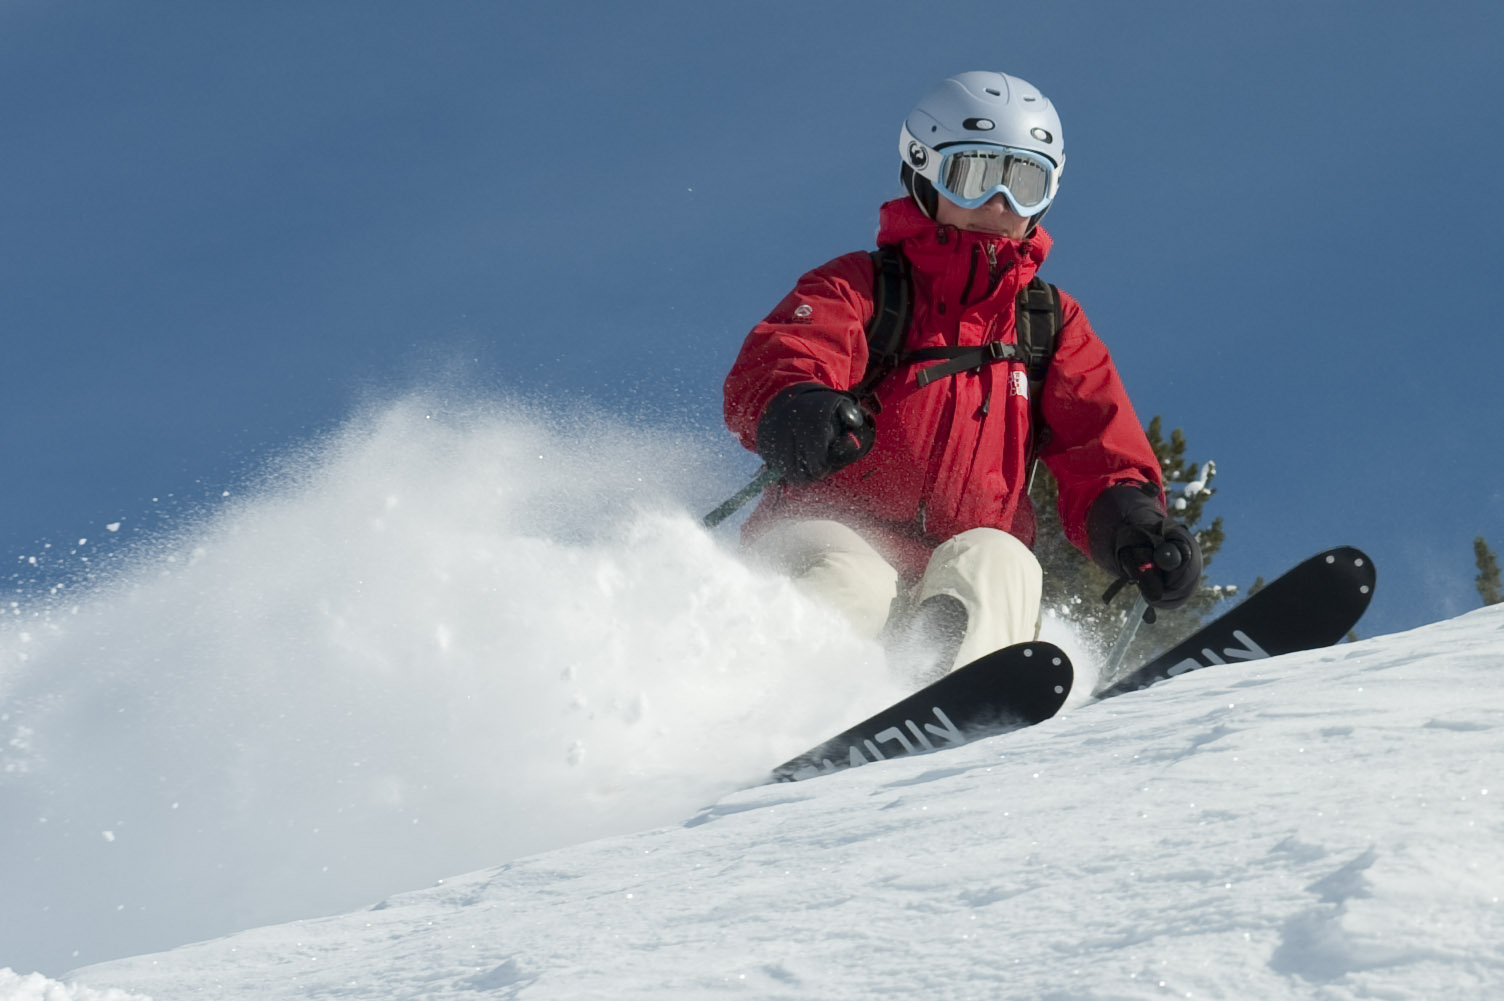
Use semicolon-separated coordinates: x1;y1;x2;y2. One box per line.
5;1;1503;636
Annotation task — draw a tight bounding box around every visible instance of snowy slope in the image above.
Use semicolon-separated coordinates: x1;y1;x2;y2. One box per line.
38;605;1504;1000
4;399;1503;999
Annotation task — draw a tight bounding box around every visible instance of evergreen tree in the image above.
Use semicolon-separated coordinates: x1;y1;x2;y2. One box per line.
1476;537;1503;606
1030;416;1231;665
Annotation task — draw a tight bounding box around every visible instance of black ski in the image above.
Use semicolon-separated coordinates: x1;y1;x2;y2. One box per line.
1093;546;1375;699
772;546;1375;783
771;641;1072;782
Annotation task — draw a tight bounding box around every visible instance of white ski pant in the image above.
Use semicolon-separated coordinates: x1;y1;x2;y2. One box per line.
747;519;1043;673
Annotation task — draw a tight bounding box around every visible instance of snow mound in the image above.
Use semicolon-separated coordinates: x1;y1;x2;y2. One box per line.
0;969;150;1001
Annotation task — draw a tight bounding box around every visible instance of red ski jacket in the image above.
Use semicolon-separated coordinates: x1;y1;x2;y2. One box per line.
724;198;1161;578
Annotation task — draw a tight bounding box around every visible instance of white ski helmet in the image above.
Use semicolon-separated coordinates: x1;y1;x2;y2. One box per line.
900;71;1065;220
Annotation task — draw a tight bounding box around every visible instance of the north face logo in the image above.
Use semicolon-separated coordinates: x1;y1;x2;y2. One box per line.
1009;370;1030;399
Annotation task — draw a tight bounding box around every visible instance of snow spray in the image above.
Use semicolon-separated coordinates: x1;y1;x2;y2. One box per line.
0;395;895;975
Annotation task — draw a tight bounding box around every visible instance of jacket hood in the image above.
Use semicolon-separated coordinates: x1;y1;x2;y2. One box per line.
876;197;1053;271
875;197;1052;311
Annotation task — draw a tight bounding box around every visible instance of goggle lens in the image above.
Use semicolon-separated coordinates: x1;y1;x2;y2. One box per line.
937;148;1053;213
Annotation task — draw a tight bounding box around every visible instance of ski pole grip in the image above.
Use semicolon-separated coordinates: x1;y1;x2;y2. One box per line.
826;397;873;468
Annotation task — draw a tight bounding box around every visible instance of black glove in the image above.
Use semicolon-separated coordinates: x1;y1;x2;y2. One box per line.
1087;483;1202;610
755;384;875;484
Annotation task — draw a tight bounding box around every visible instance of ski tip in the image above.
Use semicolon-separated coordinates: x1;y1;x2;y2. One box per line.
1316;546;1377;603
996;641;1074;722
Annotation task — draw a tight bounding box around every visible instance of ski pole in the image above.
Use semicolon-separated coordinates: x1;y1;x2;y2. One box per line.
1101;593;1150;686
1098;540;1184;689
702;466;779;529
702;399;868;529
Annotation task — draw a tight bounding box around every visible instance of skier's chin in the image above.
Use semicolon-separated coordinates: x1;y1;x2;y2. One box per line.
935;198;1030;239
974;218;1027;237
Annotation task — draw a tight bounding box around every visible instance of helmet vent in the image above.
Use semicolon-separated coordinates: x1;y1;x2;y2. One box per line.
985;87;1002;96
962;117;995;131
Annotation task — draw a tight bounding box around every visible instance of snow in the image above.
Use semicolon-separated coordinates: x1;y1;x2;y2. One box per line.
0;969;148;1001
4;398;1503;999
1181;460;1215;499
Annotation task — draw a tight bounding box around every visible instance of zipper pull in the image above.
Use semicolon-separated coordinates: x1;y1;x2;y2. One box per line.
984;242;1007;296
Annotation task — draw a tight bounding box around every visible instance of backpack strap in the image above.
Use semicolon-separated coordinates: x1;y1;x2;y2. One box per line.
1014;277;1061;394
910;340;1027;387
897;277;1060;394
1014;276;1061;459
854;245;912;405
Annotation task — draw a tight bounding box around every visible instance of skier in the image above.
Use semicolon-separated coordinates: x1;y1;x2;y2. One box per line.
723;71;1202;679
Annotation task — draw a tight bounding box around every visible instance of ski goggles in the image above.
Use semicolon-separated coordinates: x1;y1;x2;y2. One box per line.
930;143;1059;216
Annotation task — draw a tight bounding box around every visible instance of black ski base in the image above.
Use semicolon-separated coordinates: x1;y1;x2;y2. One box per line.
1093;546;1375;699
771;641;1072;782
